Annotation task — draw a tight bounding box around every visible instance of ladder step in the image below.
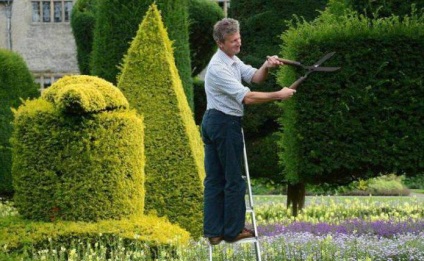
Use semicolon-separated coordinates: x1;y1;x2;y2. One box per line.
231;237;259;244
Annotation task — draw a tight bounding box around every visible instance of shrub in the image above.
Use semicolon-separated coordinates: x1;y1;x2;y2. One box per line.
341;0;424;18
277;8;424;186
0;49;39;197
90;0;194;109
117;4;205;238
228;0;328;181
70;0;98;75
404;175;424;190
188;0;223;77
193;77;206;124
11;75;145;222
0;215;189;258
246;133;283;182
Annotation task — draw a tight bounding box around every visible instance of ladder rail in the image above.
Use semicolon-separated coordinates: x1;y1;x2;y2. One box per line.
242;129;255;210
242;128;262;261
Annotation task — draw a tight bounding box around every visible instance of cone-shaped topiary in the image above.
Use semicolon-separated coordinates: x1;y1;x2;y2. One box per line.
90;0;193;109
117;4;205;238
0;49;39;196
11;75;145;222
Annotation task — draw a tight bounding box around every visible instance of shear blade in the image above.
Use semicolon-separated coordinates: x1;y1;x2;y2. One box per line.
313;52;336;67
308;66;341;72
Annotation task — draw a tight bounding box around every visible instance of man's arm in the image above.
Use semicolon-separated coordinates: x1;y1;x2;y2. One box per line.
251;55;284;84
243;87;296;105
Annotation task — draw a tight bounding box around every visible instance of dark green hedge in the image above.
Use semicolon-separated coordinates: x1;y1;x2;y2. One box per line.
11;75;145;222
71;0;98;75
117;4;204;238
90;0;194;109
277;9;424;185
343;0;424;18
0;49;39;197
246;133;283;182
193;77;206;124
227;0;328;180
188;0;224;77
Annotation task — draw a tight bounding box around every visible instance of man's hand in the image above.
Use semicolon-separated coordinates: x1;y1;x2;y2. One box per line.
276;87;296;100
252;55;285;84
266;55;285;68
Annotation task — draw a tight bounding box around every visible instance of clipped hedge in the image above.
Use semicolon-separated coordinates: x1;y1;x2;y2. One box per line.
118;4;204;238
71;0;98;75
193;77;206;125
188;0;223;77
90;0;194;109
0;214;189;257
0;49;39;197
277;9;424;185
343;0;424;18
11;75;145;222
227;0;328;182
229;0;328;134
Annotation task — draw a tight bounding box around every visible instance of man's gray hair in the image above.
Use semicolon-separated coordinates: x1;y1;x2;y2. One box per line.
213;18;240;43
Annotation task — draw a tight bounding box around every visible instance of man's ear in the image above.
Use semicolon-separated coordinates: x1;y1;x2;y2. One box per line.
216;41;223;49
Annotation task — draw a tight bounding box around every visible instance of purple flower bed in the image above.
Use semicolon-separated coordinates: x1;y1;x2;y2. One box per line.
258;219;424;238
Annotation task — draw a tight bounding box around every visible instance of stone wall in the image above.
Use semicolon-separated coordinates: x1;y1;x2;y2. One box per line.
0;0;79;85
10;0;79;74
0;3;11;49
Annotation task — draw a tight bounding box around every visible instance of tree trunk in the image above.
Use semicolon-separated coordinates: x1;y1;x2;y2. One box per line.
286;183;306;216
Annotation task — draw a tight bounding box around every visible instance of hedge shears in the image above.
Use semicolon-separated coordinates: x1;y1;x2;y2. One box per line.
274;52;341;89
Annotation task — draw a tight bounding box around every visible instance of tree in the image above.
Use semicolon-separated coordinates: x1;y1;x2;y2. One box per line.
70;0;98;75
188;0;224;77
0;49;39;197
90;0;194;108
117;4;205;237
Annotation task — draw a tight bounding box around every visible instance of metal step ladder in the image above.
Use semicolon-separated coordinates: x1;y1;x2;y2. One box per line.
208;128;262;261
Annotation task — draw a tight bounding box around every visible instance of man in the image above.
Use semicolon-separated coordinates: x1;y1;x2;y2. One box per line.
201;18;296;245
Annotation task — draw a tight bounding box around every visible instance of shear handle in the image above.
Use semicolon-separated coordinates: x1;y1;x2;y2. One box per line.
289;76;307;90
275;57;302;67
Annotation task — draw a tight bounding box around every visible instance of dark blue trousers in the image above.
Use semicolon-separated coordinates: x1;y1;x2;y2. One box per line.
201;109;246;240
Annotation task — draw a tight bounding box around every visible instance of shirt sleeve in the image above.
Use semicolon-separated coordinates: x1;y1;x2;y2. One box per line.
210;64;251;104
239;61;257;84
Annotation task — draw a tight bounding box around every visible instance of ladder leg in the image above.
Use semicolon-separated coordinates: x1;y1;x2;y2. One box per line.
241;128;262;261
208;243;213;261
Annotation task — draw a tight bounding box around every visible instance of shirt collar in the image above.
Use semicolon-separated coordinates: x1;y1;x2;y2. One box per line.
217;49;240;66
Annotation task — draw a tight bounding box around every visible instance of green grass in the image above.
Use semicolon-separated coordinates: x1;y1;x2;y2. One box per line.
252;194;424;206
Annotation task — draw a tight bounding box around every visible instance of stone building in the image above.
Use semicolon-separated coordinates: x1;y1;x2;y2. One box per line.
0;0;229;91
0;0;79;91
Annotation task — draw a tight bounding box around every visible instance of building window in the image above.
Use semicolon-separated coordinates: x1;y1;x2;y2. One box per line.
32;1;73;23
34;74;67;92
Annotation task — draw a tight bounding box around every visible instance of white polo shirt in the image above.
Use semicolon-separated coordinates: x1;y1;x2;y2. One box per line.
204;49;257;117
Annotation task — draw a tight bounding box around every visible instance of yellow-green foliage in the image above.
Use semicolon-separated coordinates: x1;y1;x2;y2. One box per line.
0;214;189;254
11;75;145;222
117;4;205;237
256;196;424;224
42;75;129;113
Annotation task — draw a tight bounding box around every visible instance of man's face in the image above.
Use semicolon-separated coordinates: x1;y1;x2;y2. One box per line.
218;32;241;57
